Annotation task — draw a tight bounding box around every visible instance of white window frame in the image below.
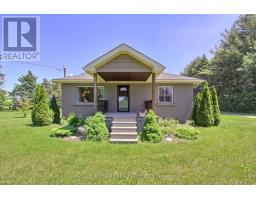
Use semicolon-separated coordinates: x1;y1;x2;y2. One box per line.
158;86;174;104
75;86;104;105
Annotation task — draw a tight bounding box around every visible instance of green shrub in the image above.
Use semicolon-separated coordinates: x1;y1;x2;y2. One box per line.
159;117;178;135
175;125;200;140
196;82;214;127
192;92;202;124
77;116;87;127
31;85;53;126
67;113;79;127
50;125;76;137
211;86;221;125
50;95;61;124
141;110;163;143
85;112;109;142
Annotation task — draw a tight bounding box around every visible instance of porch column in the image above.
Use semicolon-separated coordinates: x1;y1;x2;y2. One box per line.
152;72;156;113
93;73;97;112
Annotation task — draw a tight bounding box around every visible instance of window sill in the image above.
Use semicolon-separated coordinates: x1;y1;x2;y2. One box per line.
74;102;94;106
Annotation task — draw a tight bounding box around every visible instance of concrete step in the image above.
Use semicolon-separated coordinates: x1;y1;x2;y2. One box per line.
112;118;136;122
110;138;138;143
112;121;137;127
110;132;137;139
111;126;137;133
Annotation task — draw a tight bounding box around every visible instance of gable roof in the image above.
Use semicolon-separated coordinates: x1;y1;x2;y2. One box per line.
84;43;165;76
53;72;203;84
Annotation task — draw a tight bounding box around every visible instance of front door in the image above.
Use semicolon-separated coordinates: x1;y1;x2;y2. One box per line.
117;85;129;112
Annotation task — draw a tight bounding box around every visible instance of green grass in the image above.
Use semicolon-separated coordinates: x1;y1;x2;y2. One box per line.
0;111;256;184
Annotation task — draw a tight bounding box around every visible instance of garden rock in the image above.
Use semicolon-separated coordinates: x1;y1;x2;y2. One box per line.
164;134;173;142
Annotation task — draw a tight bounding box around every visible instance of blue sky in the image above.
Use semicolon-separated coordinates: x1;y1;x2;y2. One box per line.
0;14;239;91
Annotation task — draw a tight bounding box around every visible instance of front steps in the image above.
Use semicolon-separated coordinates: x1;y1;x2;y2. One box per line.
110;117;138;143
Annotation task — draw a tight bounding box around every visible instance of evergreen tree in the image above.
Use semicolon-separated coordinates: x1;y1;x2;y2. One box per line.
11;70;37;103
182;15;256;113
192;92;202;124
42;78;61;106
20;97;31;117
50;95;61;124
141;110;162;143
211;86;221;125
196;82;214;127
31;85;53;126
182;55;213;82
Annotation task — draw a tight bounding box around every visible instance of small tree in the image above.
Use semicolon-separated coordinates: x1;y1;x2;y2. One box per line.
20;97;31;117
192;92;202;124
31;85;53;126
141;110;162;143
196;82;214;127
211;86;221;126
50;95;61;124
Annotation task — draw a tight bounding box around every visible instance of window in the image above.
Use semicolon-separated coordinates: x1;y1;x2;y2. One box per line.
77;86;104;103
158;86;173;103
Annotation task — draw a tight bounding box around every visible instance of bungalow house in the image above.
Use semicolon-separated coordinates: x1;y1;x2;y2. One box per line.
53;43;203;142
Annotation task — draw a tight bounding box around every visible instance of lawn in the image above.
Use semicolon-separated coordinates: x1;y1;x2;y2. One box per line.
0;111;256;184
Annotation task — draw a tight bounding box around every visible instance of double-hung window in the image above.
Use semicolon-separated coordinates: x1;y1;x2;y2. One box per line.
158;86;173;104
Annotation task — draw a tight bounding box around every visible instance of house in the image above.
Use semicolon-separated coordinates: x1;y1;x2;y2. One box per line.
53;43;203;142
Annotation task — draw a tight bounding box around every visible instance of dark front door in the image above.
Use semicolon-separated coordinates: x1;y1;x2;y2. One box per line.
117;85;129;112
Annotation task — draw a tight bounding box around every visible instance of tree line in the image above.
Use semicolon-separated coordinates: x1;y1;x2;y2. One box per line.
182;15;256;113
0;69;61;118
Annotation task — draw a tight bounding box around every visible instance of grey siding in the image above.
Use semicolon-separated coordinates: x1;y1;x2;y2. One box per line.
156;84;194;122
97;54;151;72
61;83;194;122
61;83;95;117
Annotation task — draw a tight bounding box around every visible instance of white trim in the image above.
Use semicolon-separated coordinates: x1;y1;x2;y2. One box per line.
158;86;174;104
53;79;203;84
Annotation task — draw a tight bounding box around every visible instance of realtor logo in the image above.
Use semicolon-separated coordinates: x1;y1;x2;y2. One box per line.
2;16;40;61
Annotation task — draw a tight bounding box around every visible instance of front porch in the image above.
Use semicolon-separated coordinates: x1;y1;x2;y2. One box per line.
93;72;157;114
83;45;165;115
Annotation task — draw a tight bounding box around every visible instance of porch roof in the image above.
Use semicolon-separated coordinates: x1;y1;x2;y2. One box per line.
52;72;204;84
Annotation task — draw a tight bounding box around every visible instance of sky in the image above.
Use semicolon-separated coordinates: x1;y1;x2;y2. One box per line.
0;14;239;91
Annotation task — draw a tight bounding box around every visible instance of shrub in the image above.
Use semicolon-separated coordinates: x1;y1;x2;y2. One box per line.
50;125;76;137
50;95;61;124
31;85;53;126
159;117;178;135
77;116;87;127
141;110;163;143
211;86;221;125
67;113;79;127
85;112;109;142
192;92;202;124
175;125;200;140
196;82;214;127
